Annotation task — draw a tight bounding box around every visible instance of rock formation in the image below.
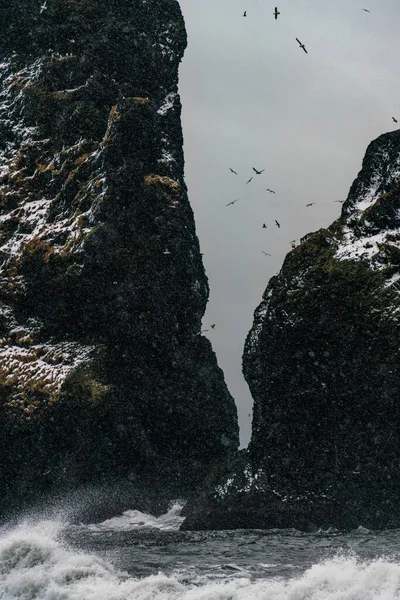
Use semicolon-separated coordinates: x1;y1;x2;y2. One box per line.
0;0;238;519
182;130;400;531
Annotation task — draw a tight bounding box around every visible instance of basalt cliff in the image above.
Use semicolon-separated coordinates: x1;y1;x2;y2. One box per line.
0;0;238;518
182;130;400;531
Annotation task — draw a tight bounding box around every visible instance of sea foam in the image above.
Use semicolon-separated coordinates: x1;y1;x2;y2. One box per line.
1;520;400;599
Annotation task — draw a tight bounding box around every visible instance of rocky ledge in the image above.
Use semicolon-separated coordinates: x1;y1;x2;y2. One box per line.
182;130;400;531
0;0;238;519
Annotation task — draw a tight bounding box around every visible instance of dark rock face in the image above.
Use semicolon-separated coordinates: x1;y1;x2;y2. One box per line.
182;131;400;531
0;0;238;518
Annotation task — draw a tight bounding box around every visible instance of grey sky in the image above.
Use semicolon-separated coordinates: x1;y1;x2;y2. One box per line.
178;0;400;445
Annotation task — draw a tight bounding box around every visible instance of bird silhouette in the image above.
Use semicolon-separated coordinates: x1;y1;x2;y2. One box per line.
226;199;239;206
211;324;216;329
246;176;253;184
274;7;280;19
334;200;345;203
229;168;238;174
39;0;47;12
243;11;247;17
266;189;276;194
275;219;281;228
296;38;308;53
253;167;265;174
306;202;315;207
262;251;271;256
262;223;267;229
393;117;398;123
362;8;370;12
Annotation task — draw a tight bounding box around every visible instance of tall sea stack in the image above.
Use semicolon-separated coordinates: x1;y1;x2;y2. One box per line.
0;0;238;518
182;130;400;531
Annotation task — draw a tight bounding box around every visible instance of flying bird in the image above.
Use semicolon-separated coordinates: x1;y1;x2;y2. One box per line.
39;0;47;12
262;223;267;229
306;202;315;207
243;11;247;17
334;200;345;203
253;167;265;174
275;219;281;228
393;117;398;123
296;38;308;53
262;251;271;256
229;168;238;174
211;324;216;329
226;199;239;206
266;188;276;194
246;176;253;184
362;8;370;12
274;7;280;19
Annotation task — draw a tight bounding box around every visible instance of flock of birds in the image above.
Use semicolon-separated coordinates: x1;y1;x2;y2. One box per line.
225;163;320;257
225;5;397;259
224;7;327;257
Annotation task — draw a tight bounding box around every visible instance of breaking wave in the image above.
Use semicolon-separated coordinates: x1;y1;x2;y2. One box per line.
86;501;185;532
1;519;400;599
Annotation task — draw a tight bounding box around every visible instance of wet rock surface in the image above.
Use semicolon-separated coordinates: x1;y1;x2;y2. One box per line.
182;131;400;531
0;0;238;518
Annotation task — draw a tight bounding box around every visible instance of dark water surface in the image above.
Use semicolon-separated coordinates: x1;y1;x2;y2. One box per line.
68;524;400;580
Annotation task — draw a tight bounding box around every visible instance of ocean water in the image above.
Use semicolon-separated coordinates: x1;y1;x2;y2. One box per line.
2;503;400;599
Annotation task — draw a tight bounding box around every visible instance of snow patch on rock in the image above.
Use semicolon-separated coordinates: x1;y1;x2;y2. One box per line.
157;92;177;116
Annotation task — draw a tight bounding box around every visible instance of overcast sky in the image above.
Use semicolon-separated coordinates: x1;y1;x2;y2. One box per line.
178;0;400;445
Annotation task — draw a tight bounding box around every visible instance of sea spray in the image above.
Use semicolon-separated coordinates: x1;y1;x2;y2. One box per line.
86;501;186;532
